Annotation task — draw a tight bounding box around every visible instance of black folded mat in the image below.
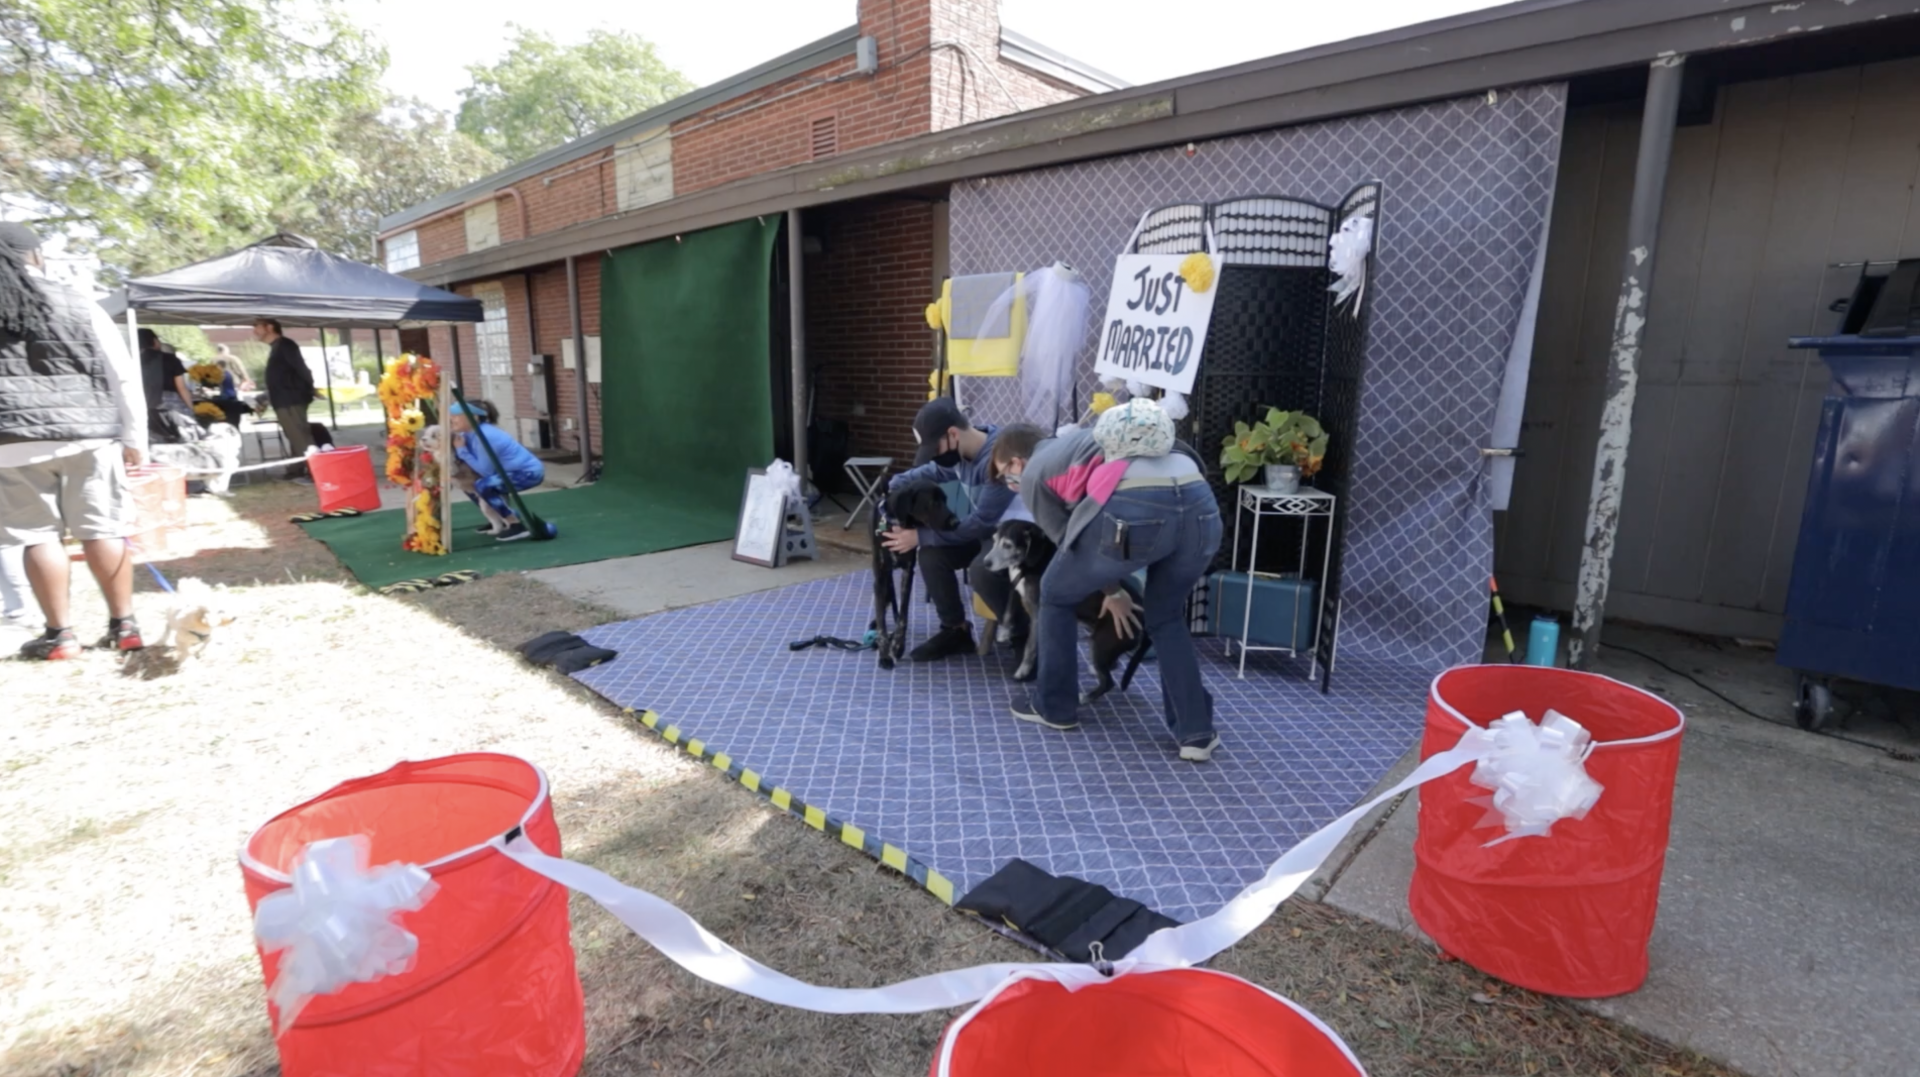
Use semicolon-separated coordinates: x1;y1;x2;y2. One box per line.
955;858;1179;962
518;630;618;673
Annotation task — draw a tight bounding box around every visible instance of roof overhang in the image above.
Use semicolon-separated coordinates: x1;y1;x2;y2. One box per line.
409;0;1919;287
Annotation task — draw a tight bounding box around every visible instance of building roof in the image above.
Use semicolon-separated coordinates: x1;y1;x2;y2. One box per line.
381;24;1127;234
409;0;1920;286
999;29;1129;94
379;25;863;233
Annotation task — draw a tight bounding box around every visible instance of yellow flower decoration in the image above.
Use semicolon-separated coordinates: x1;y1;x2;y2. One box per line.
398;408;426;434
1089;392;1119;416
1179;252;1216;294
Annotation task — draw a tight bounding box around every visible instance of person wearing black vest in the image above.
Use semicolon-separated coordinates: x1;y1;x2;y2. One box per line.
255;317;315;481
0;222;148;659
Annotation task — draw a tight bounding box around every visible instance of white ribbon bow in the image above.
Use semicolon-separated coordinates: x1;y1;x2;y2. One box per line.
252;837;437;1033
1328;213;1374;312
1459;709;1604;845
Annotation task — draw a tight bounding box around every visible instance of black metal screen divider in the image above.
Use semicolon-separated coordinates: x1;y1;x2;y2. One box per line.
1125;187;1383;691
1311;182;1384;692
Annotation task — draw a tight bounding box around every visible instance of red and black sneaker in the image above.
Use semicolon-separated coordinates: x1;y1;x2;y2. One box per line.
20;628;82;661
97;616;144;652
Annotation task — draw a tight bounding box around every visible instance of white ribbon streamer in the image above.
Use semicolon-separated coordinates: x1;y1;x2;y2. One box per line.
252;837;437;1033
496;743;1492;1014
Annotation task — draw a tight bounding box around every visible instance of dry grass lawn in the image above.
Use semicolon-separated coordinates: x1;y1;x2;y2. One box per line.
1;481;1743;1077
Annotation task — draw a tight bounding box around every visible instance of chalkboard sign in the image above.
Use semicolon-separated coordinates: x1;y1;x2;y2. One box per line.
733;468;785;567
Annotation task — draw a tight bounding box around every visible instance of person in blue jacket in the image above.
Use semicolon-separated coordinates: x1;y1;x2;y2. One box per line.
450;399;544;542
881;397;1016;661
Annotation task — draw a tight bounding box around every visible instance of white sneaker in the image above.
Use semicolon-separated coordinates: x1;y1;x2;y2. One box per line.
1179;735;1221;763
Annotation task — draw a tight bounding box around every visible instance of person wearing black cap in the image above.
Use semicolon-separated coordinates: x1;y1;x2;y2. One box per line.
881;397;1016;661
0;221;149;659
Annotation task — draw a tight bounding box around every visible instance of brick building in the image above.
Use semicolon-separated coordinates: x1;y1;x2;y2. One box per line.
381;0;1121;468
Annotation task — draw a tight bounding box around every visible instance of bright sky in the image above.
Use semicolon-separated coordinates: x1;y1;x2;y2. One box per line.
344;0;1512;113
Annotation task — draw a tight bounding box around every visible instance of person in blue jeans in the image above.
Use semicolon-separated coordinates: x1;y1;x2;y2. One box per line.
450;399;545;542
991;399;1224;761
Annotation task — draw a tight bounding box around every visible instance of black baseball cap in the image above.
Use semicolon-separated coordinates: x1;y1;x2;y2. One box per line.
0;221;43;257
911;397;971;465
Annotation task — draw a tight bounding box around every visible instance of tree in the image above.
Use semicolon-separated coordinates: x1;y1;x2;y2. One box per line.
456;26;696;163
0;0;386;279
287;98;503;265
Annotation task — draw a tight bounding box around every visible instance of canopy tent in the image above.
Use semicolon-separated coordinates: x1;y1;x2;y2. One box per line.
103;233;482;328
104;233;483;429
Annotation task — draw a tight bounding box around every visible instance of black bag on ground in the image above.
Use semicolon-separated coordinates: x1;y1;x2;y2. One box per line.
518;630;617;673
955;859;1179;962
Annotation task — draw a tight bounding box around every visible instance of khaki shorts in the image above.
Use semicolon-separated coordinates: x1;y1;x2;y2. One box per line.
0;444;132;546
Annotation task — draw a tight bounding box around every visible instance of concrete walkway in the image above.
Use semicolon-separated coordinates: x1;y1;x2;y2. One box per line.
1312;628;1920;1077
532;539;864;620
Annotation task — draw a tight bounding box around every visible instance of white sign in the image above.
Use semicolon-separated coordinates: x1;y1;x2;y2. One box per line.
732;469;785;568
1093;253;1219;395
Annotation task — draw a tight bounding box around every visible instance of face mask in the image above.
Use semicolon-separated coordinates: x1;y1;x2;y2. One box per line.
932;448;963;468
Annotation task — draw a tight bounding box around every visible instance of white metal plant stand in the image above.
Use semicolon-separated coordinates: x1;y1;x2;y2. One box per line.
1227;485;1337;678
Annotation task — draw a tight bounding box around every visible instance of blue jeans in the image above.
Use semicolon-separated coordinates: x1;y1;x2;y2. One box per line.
467;467;541;518
1036;483;1223;743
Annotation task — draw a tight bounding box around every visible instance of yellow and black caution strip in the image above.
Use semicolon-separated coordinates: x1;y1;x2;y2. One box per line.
377;570;483;596
624;707;958;906
290;508;366;523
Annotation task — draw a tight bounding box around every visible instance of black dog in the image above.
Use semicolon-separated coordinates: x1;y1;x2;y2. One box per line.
983;518;1150;702
872;480;959;669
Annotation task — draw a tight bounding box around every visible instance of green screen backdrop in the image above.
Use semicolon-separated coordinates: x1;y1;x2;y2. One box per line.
598;216;782;517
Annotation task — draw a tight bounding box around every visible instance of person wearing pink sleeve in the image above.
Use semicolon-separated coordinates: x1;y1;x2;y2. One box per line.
990;399;1224;761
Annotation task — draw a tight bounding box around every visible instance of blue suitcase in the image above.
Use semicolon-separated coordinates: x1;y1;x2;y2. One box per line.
1205;571;1317;649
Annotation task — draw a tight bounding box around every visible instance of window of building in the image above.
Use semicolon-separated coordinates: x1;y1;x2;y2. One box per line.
474;283;511;378
616;126;675;211
384;230;420;272
464;201;501;252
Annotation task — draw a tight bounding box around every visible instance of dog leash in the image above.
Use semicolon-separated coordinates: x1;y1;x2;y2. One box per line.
123;537;175;594
788;632;876;652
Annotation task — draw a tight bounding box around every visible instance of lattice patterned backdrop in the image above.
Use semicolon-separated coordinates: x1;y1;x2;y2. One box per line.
950;85;1566;670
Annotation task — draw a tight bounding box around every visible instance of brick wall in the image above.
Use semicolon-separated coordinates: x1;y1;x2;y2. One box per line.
383;0;1093;272
805;197;939;465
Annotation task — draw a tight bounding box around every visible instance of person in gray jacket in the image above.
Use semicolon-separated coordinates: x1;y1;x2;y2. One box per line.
0;222;148;659
991;399;1224;761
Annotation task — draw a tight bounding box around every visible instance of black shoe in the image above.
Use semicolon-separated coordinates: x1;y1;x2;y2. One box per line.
20;627;82;661
96;617;144;652
494;523;531;542
909;624;974;662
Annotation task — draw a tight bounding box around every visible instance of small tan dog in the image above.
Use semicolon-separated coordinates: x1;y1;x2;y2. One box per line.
160;577;235;660
124;577;236;679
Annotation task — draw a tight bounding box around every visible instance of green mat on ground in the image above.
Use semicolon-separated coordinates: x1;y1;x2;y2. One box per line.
297;478;734;588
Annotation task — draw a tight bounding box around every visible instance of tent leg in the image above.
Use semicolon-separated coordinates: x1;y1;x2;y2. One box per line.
318;326;339;429
125;308;139;372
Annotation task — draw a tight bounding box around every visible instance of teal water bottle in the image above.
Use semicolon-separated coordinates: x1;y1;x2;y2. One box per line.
1525;616;1561;668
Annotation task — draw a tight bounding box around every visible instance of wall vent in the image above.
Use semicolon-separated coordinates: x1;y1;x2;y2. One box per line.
810;114;838;160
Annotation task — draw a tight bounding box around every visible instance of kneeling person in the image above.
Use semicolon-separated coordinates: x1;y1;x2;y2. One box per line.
882;398;1015;662
451;400;544;542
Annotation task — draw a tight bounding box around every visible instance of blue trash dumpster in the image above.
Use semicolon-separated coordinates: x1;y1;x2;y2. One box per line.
1782;312;1920;728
